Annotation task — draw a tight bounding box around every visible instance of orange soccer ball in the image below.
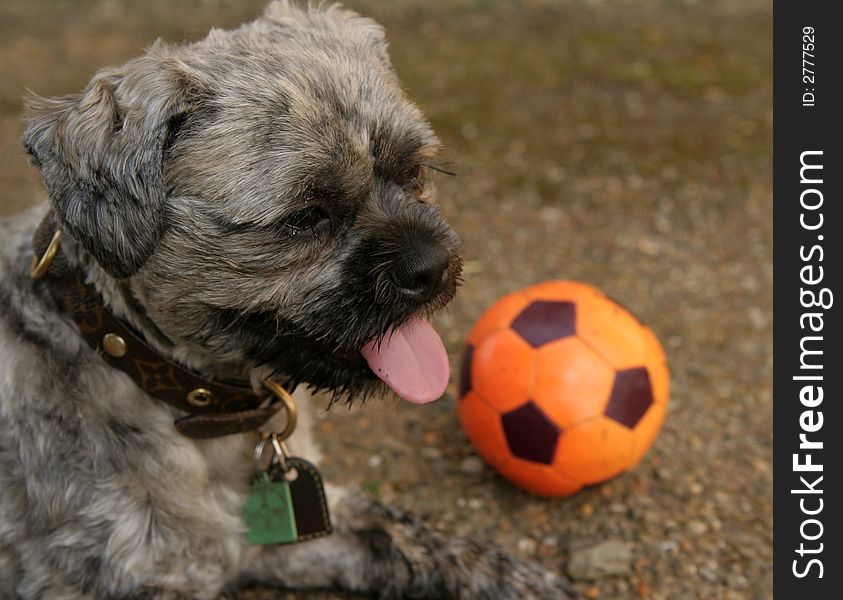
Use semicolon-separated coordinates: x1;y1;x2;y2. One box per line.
458;281;669;497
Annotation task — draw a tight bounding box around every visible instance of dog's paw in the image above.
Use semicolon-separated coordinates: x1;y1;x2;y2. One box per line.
130;591;194;600
492;553;580;600
348;498;578;599
435;538;579;600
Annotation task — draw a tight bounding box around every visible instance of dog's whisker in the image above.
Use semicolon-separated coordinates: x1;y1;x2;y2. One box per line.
421;162;458;177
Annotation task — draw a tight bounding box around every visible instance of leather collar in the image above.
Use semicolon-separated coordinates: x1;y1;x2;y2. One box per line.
31;211;288;439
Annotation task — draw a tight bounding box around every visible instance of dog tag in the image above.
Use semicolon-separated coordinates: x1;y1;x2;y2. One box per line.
244;457;331;545
244;471;298;545
284;457;332;541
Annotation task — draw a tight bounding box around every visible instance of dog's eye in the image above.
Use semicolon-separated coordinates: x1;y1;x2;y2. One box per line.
397;165;422;187
282;206;332;240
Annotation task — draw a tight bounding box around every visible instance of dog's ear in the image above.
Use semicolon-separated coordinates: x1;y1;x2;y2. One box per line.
23;47;204;278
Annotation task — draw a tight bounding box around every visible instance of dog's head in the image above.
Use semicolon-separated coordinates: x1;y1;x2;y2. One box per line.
23;2;462;403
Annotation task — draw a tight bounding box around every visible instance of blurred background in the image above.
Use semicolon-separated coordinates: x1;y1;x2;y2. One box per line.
0;1;772;598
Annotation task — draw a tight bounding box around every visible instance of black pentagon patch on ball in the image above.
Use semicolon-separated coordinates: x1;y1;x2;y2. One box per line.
459;344;474;399
605;367;654;428
511;301;576;347
501;401;561;464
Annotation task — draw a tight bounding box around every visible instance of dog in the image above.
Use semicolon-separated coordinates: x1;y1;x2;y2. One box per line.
0;3;579;598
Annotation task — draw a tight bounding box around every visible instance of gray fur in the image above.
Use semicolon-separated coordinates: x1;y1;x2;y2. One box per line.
1;3;577;598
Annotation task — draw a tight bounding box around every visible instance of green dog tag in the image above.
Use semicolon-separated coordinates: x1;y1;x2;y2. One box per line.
244;457;332;546
244;471;298;545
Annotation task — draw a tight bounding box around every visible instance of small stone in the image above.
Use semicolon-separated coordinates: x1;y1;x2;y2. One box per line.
713;491;731;507
748;306;766;330
540;206;564;223
420;446;442;459
664;518;680;531
567;541;633;580
687;520;708;536
467;497;484;510
636;237;659;256
459;456;485;475
517;537;537;556
728;574;750;589
642;510;661;526
422;431;439;445
367;454;382;468
654;467;674;481
544;164;567;183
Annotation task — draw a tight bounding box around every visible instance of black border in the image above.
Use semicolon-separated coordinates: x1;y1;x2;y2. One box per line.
773;2;842;596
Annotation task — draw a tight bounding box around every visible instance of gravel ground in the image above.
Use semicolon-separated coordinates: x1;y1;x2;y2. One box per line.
0;1;772;598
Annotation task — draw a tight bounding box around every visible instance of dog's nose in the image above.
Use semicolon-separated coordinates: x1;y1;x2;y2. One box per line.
391;241;450;302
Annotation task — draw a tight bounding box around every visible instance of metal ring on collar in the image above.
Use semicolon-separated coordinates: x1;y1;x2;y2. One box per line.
31;229;62;280
253;431;292;472
262;378;298;442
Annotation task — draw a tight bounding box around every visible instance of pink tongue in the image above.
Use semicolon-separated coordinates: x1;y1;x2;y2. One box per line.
361;318;450;404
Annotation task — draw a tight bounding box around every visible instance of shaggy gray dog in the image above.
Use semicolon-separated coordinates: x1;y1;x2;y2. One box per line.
0;3;578;598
